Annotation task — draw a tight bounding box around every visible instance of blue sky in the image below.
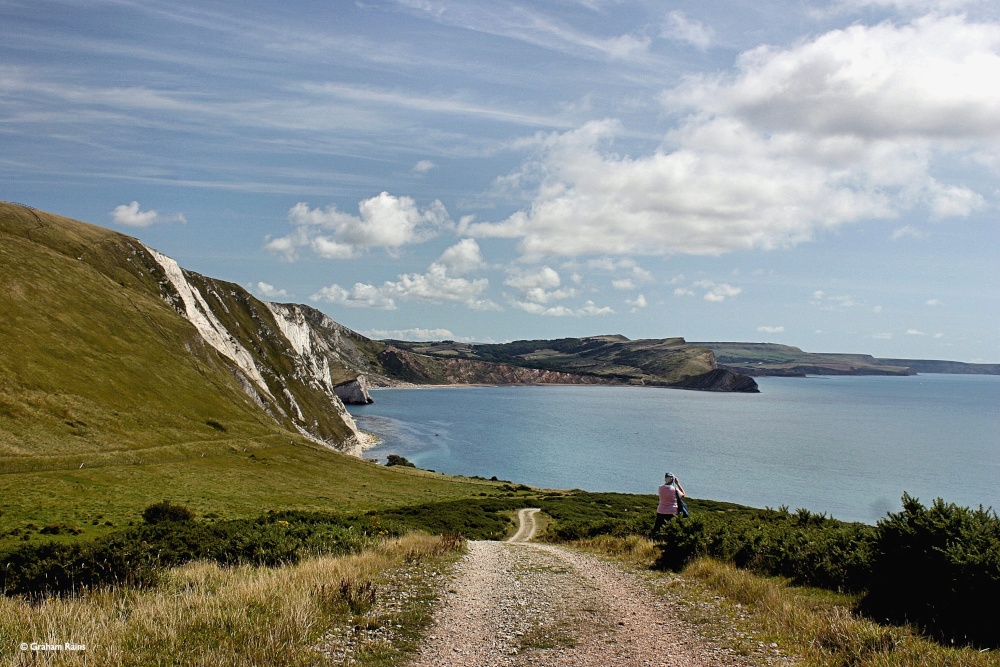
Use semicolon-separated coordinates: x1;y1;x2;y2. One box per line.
3;0;998;362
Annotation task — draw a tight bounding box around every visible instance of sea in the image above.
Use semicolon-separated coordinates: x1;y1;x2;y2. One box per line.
347;375;1000;524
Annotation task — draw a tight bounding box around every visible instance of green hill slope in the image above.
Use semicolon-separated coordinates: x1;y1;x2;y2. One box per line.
0;202;289;464
0;202;509;544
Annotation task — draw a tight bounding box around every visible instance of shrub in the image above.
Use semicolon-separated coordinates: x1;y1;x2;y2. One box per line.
385;454;415;468
861;494;1000;648
142;500;195;524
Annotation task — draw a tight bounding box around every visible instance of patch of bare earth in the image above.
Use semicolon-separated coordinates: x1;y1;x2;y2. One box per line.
409;510;789;667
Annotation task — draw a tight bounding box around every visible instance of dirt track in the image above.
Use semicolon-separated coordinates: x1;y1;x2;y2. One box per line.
409;509;781;667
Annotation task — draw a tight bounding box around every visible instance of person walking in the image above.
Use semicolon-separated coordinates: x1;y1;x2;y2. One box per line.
649;472;686;540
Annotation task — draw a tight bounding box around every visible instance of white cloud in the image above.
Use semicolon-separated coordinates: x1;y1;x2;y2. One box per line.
437;238;486;275
502;266;612;316
757;325;785;333
933;332;946;338
925;298;944;306
256;282;289;299
906;328;928;335
413;159;436;174
873;332;893;339
612;278;636;290
467;15;999;260
694;280;743;302
661;11;714;50
673;287;695;297
504;266;578;305
363;327;464;342
266;192;451;261
627;294;647;312
512;299;614;317
310;240;499;311
110;201;186;227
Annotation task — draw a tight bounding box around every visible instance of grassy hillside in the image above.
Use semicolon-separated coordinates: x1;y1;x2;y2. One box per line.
0;202;513;547
0;202;287;461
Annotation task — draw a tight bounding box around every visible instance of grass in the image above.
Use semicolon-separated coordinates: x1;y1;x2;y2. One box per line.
0;533;462;667
0;442;514;549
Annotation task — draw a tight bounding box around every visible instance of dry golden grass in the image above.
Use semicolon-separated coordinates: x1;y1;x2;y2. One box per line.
0;533;460;667
683;558;1000;667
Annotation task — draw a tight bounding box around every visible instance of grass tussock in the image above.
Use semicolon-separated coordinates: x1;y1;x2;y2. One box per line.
684;557;1000;667
0;533;462;667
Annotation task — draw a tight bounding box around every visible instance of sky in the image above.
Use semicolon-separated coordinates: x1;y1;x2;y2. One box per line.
2;0;998;362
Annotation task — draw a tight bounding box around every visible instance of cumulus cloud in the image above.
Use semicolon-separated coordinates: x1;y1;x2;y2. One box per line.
110;201;185;227
925;298;944;306
310;240;499;311
757;325;785;333
612;278;636;290
466;15;997;260
695;280;742;302
626;294;648;312
266;192;451;261
504;266;577;315
906;328;928;335
256;282;289;299
437;238;487;275
501;266;612;316
513;299;614;317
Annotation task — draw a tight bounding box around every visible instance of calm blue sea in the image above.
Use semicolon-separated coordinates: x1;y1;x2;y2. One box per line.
348;375;1000;524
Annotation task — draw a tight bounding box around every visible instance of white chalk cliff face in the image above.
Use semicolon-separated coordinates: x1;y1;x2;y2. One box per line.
145;246;370;456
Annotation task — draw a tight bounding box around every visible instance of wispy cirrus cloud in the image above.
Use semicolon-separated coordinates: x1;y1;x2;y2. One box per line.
661;11;714;50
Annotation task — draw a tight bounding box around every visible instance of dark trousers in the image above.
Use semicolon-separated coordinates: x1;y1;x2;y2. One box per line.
649;512;676;539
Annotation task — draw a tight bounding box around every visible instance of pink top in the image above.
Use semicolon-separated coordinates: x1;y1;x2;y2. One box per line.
657;484;684;514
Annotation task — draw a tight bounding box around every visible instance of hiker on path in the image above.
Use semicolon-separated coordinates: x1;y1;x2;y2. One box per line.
649;472;686;539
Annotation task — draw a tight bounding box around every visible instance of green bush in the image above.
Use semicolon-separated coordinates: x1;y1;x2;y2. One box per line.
860;494;1000;648
385;454;416;467
1;512;388;597
142;500;195;524
650;510;876;592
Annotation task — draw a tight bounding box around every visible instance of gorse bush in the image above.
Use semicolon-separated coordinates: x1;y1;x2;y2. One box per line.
860;494;1000;648
385;454;416;467
651;509;876;592
0;509;391;597
142;499;195;524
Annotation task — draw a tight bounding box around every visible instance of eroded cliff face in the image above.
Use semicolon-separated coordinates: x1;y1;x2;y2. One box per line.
145;249;369;455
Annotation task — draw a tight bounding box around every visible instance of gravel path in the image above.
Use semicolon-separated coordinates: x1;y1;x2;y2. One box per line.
409;512;776;667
